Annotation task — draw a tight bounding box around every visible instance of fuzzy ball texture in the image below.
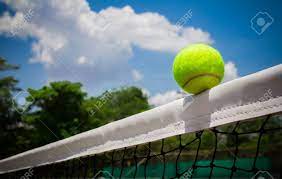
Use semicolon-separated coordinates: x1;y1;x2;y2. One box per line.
173;44;224;94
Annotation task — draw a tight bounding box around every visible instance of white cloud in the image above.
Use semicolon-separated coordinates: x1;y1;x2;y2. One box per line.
223;61;239;82
132;69;143;82
0;0;213;92
141;88;150;97
149;90;186;106
77;56;87;65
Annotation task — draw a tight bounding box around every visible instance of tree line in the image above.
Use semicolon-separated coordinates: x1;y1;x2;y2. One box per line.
0;58;150;159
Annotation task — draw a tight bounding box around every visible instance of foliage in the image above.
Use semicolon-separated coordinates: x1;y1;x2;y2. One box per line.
22;83;150;150
85;87;150;123
0;56;150;158
0;57;29;158
23;81;88;146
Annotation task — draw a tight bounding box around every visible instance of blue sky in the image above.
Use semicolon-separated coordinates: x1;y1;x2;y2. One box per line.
0;0;281;105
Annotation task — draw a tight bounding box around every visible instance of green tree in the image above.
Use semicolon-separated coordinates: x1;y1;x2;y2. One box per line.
23;81;88;146
24;83;150;148
0;57;19;122
84;87;150;123
0;58;28;159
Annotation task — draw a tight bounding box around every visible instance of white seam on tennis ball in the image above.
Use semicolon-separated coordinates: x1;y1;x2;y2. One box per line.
182;73;221;88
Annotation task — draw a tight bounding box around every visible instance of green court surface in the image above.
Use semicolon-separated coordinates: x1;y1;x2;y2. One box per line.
102;157;270;178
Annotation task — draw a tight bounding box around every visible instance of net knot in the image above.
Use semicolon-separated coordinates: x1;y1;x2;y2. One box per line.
260;128;265;134
195;131;203;138
252;167;259;173
231;166;237;172
211;128;218;133
210;162;215;167
232;130;238;135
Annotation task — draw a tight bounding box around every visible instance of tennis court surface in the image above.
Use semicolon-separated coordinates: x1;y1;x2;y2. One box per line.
0;64;281;178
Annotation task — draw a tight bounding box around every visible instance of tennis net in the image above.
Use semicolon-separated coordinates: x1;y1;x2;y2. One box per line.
0;64;282;179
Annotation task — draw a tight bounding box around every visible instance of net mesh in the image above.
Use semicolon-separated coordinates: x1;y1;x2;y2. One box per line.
2;113;282;179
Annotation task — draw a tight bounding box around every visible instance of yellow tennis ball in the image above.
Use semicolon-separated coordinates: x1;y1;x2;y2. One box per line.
173;44;225;94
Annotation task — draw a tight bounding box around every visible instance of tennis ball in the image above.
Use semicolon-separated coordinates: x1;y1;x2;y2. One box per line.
173;44;224;94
